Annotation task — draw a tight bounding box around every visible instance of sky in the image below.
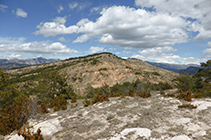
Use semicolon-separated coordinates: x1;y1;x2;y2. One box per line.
0;0;211;64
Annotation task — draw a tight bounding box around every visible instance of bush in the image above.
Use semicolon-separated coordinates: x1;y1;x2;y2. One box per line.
136;90;151;98
164;93;175;97
135;72;142;75
48;95;68;111
92;92;109;104
150;82;172;91
18;127;44;140
83;99;92;107
0;68;19;108
178;104;197;109
39;103;49;114
152;72;160;76
0;96;31;135
128;87;135;97
173;72;195;92
71;95;77;103
111;92;123;97
176;89;192;101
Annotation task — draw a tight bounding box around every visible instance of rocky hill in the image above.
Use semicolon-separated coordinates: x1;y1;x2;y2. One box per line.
0;57;60;69
6;52;178;95
4;89;211;140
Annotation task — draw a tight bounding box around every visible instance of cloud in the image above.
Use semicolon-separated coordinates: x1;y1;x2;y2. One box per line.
16;8;27;18
203;48;211;57
58;37;68;42
35;2;211;49
90;7;100;13
35;6;189;48
208;42;211;47
0;4;8;12
34;17;78;37
0;37;26;44
0;41;78;56
0;53;21;59
131;47;204;64
74;6;189;48
69;2;91;11
203;42;211;57
57;6;64;13
135;0;211;41
88;46;106;54
69;2;78;10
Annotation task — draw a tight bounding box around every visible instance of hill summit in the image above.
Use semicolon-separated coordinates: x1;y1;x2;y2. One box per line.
6;52;178;95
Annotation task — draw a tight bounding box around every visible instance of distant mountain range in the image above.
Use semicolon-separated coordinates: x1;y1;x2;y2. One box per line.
146;61;201;75
0;57;60;69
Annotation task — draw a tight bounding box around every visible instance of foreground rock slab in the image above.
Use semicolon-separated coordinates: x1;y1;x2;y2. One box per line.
4;91;211;140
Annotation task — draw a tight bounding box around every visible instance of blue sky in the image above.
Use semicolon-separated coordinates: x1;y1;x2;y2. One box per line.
0;0;211;64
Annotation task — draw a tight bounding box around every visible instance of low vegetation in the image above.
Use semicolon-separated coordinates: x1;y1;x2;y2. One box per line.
173;60;211;98
178;104;197;109
18;127;44;140
0;68;75;135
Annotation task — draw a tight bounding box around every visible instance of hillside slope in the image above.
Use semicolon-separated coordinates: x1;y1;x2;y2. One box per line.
6;53;178;95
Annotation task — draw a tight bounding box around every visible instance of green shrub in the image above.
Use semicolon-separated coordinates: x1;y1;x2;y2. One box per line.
136;90;151;98
49;95;68;111
0;96;30;135
173;72;195;92
152;72;160;76
18;127;44;140
178;104;197;109
99;68;108;71
83;99;92;107
176;89;192;101
164;93;175;97
92;92;109;104
135;72;142;75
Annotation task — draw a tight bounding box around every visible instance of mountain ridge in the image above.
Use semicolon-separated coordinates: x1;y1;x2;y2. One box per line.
5;52;179;95
146;61;201;75
0;57;60;69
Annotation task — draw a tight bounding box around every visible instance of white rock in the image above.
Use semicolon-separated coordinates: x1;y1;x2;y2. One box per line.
170;135;191;140
192;100;211;110
4;134;24;140
99;128;151;140
29;117;63;136
172;118;192;125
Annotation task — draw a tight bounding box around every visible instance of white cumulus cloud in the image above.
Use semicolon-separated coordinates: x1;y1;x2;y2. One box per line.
34;17;78;37
135;0;211;41
16;8;27;18
0;41;78;56
34;1;211;51
74;6;189;48
132;47;204;64
88;46;106;54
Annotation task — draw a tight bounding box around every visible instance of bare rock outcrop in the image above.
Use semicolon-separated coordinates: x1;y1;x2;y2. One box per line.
4;90;211;140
